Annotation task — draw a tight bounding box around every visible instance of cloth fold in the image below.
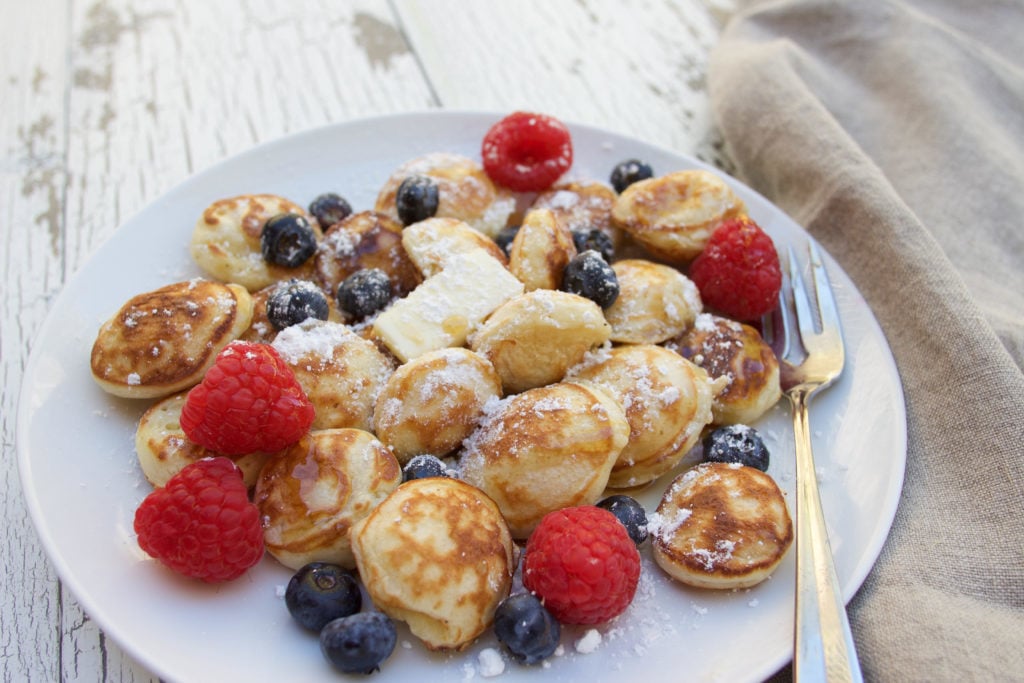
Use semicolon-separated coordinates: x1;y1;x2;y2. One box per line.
709;1;1024;680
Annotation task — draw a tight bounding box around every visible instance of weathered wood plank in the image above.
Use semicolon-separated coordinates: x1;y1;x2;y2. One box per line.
1;0;71;680
393;0;735;168
63;0;437;267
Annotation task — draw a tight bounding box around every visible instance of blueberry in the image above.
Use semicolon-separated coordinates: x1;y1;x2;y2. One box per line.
493;593;561;665
309;192;353;228
260;213;317;267
702;424;770;471
597;495;649;546
285;562;362;632
320;612;397;675
610;159;654;193
402;455;450;482
571;228;615;263
561;250;620;309
494;225;520;256
266;279;329;330
337;268;393;319
395;175;439;226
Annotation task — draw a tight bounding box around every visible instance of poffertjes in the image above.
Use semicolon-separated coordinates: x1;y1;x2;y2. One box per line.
611;169;746;264
401;217;508;278
313;210;421;300
374;152;516;238
603;259;702;344
350;477;514;651
190;194;321;291
469;289;611;393
459;381;629;538
373;347;502;463
271;319;394;432
90;279;253;399
255;428;401;571
569;344;719;488
649;462;793;589
665;313;781;425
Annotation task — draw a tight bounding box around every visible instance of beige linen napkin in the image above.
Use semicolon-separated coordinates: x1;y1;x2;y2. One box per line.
709;0;1024;680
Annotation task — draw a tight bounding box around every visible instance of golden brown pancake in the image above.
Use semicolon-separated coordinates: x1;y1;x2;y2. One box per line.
650;462;793;589
611;169;746;264
507;208;577;291
190;194;320;291
90;279;254;399
531;180;624;248
373;347;502;463
469;289;611;393
270;319;394;431
350;477;514;651
458;381;629;538
313;210;421;302
374;152;516;238
665;313;781;425
569;344;716;488
255;428;402;570
603;259;702;344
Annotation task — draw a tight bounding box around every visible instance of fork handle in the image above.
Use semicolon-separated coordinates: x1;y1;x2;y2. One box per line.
790;388;864;683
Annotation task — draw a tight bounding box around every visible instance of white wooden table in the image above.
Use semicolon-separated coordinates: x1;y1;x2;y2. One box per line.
2;1;736;680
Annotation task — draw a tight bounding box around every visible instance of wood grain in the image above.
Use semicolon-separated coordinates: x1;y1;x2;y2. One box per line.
2;1;731;680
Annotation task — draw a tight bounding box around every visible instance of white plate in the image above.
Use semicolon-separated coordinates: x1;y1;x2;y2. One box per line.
17;111;906;683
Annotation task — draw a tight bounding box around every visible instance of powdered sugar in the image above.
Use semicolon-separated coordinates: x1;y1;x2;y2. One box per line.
271;319;357;365
646;507;692;540
574;628;602;654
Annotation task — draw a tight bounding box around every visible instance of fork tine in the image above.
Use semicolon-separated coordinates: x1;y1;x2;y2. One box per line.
808;241;843;344
787;246;818;345
762;277;792;360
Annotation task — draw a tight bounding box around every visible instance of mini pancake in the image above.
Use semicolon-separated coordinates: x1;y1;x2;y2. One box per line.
134;391;270;488
271;319;394;431
190;194;321;291
373;348;502;464
531;180;624;248
469;289;611;393
650;462;793;589
665;313;782;425
313;210;421;301
374;152;516;238
90;279;254;399
401;217;508;278
459;381;629;538
507;208;577;291
569;344;716;489
350;477;514;651
611;169;746;264
604;259;702;344
255;428;402;571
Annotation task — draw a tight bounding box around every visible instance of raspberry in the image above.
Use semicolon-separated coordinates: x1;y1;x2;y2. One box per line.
522;506;640;625
133;457;264;582
481;111;573;192
181;340;314;455
688;217;782;321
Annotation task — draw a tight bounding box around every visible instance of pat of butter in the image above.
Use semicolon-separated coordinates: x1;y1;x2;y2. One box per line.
372;250;524;362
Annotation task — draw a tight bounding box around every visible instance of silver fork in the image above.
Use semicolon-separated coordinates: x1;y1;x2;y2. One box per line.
763;240;863;682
